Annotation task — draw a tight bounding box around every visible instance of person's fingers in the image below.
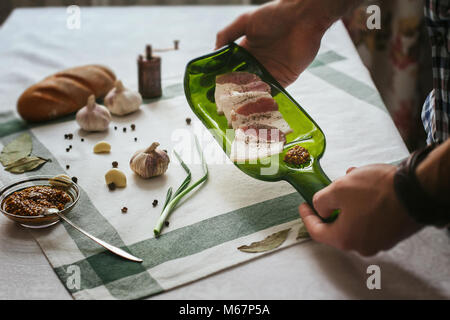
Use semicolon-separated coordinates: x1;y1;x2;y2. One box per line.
346;167;356;174
299;202;333;244
215;13;250;49
346;166;357;174
311;185;341;219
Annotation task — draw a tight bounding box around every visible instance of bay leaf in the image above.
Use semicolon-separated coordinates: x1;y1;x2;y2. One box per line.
0;133;32;166
5;156;49;173
238;228;291;253
296;223;310;240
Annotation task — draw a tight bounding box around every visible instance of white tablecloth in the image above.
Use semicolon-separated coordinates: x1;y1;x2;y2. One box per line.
0;6;448;299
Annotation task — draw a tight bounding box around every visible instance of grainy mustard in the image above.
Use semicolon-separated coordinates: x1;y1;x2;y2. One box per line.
3;186;71;216
284;145;310;166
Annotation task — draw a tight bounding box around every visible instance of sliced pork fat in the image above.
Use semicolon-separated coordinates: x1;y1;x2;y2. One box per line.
214;72;270;115
231;110;293;134
218;91;272;125
230;97;292;134
215;72;292;161
230;124;286;162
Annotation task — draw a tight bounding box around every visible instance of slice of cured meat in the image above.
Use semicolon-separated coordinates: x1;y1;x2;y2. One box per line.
230;97;292;134
218;91;272;125
215;72;270;115
230;124;286;162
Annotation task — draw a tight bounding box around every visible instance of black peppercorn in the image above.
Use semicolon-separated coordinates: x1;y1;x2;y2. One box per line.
66;165;70;170
68;133;73;140
81;138;84;142
164;221;170;227
186;118;191;125
112;161;118;168
108;182;116;191
71;177;78;183
134;137;137;142
121;207;128;213
131;124;136;131
123;127;126;132
114;126;117;130
66;148;70;152
152;199;158;207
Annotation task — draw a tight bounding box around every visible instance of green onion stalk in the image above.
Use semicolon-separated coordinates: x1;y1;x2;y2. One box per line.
154;136;208;237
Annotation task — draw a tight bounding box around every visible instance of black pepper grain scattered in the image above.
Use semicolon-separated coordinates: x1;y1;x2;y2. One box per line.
66;148;70;152
121;207;128;213
112;161;118;168
108;182;116;191
64;134;68;139
66;165;70;170
152;199;158;207
186;118;191;125
71;177;78;183
81;138;84;142
164;221;170;227
123;127;126;133
134;137;137;142
131;124;136;131
69;145;72;149
114;126;117;130
68;134;73;140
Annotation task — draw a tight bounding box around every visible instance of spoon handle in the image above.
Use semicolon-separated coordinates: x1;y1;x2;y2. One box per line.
57;213;143;263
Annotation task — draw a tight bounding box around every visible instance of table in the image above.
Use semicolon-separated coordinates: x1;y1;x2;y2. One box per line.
0;6;449;300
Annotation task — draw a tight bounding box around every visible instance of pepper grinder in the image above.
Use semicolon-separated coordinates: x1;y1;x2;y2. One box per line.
138;45;162;99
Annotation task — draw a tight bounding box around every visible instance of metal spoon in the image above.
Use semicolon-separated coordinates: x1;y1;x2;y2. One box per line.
45;208;143;263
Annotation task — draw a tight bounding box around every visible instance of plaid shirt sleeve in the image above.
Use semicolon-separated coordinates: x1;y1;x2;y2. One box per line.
423;0;450;144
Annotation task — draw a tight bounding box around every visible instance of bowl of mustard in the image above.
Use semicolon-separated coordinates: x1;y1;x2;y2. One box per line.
0;175;80;228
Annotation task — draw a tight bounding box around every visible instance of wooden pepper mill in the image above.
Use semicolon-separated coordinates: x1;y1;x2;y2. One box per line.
138;45;162;99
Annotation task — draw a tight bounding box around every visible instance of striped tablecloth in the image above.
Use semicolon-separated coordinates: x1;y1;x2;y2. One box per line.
0;7;416;299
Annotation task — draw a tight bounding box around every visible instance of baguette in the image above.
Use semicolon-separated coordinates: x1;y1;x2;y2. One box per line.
17;65;116;122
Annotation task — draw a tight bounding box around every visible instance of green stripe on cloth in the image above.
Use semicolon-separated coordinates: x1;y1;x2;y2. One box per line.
0;111;76;138
309;50;346;69
308;65;387;112
0;130;162;299
54;191;303;296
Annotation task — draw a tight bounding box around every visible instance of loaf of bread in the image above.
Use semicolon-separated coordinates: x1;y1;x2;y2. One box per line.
17;65;116;122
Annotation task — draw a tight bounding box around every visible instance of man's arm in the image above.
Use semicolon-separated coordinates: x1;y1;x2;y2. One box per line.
417;139;450;205
299;140;450;256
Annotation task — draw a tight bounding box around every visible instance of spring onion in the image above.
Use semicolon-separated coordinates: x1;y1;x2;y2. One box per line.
154;136;208;237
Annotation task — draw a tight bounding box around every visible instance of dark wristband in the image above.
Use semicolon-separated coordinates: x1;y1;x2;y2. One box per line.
393;143;449;227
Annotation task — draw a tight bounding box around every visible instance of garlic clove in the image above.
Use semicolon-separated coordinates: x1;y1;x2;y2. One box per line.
76;95;111;132
104;80;142;116
105;168;127;188
130;142;170;178
93;141;111;154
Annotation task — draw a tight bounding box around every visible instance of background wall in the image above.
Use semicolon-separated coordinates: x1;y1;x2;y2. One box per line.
0;0;250;25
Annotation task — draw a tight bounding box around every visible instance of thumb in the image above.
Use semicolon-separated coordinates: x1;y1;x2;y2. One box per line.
299;202;332;244
215;13;250;49
346;166;357;174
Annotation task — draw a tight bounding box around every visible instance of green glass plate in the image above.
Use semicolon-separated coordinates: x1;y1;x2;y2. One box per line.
184;43;335;221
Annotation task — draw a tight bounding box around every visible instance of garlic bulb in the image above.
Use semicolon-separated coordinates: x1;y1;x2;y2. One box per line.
76;95;111;131
104;80;142;116
130;142;170;178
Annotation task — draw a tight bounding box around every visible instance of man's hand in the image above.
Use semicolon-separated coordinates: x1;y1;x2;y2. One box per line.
215;0;359;87
299;164;423;256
